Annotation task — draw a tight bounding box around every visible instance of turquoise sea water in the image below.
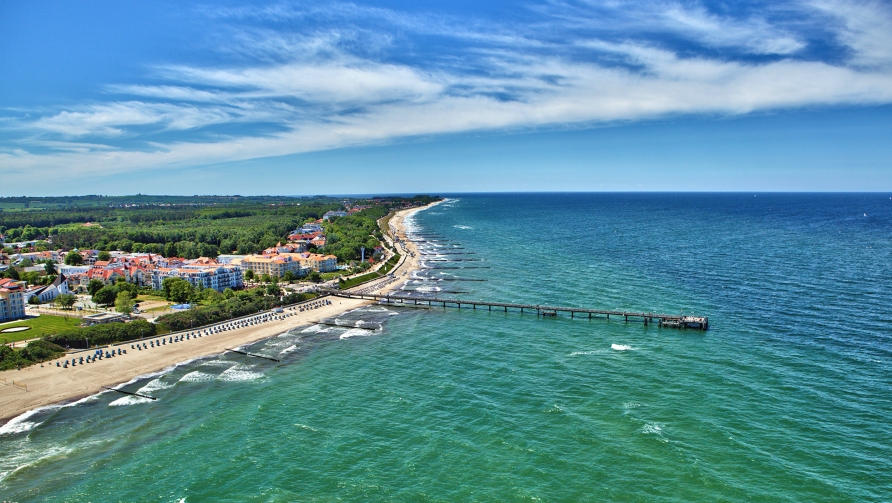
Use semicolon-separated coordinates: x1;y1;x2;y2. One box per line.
1;193;891;502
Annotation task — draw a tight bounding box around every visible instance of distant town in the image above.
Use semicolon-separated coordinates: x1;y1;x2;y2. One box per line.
0;195;438;333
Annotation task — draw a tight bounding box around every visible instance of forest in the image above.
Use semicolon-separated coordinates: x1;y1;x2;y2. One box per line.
1;195;439;263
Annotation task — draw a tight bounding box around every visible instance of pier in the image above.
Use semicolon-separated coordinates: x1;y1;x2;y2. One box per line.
324;290;708;330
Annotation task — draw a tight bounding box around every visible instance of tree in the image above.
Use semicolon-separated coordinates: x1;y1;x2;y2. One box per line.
28;295;40;305
162;277;194;303
97;250;111;261
55;293;77;310
164;242;177;258
87;279;104;296
64;250;84;266
93;285;117;306
282;270;296;283
115;291;133;315
44;261;57;276
244;269;255;281
307;271;322;283
260;274;272;284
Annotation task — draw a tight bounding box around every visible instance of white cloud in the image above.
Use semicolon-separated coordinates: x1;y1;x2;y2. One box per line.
658;3;805;55
810;0;892;67
164;60;444;104
3;0;892;187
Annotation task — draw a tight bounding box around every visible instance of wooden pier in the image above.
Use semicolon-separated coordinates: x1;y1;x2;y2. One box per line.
324;290;708;330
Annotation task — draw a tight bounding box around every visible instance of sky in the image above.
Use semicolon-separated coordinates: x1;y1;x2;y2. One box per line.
1;0;891;195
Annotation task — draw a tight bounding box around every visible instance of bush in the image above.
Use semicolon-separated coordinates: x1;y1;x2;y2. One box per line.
156;290;316;332
21;340;66;361
44;319;157;349
0;340;66;370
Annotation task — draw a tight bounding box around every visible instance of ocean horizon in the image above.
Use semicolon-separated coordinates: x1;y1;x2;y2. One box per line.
2;192;890;502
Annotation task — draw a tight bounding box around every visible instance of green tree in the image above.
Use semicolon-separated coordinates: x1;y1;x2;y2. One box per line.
244;269;255;281
260;274;272;283
282;270;296;283
44;261;57;276
307;271;322;283
162;277;194;303
64;250;84;266
87;279;105;296
97;250;111;261
115;291;133;315
164;242;178;258
93;285;117;306
55;293;77;310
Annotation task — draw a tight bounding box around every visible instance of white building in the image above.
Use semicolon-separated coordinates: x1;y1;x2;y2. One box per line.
151;263;243;292
0;279;26;322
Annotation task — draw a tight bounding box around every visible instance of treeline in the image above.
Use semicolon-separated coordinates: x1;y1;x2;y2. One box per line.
42;319;158;350
7;203;342;256
323;209;388;262
2;196;440;262
156;290;316;332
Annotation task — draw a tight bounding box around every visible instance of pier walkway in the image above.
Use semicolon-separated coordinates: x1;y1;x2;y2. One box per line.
323;290;708;330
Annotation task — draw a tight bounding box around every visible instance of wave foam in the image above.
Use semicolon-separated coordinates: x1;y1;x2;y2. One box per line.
218;366;263;382
611;344;633;351
109;395;155;407
137;378;173;395
339;328;373;339
179;371;215;382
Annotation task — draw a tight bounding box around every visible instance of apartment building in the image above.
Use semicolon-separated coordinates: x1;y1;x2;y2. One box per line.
0;279;26;322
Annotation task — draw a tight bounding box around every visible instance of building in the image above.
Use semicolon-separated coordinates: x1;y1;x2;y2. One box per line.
299;253;338;273
23;274;71;304
82;312;128;326
216;254;246;265
0;279;26;322
233;253;305;278
151;261;243;292
323;211;348;220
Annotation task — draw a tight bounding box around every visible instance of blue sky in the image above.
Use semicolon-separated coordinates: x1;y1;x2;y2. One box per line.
1;0;891;195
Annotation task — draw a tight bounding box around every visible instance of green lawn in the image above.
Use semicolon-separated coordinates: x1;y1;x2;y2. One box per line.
0;314;83;343
136;293;168;303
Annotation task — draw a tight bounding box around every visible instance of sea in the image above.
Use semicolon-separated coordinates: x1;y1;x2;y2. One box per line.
1;193;890;502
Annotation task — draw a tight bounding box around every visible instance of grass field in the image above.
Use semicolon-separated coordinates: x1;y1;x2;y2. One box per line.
338;253;401;289
0;314;83;343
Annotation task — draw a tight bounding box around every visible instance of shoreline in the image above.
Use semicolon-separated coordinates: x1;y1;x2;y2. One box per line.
0;201;440;425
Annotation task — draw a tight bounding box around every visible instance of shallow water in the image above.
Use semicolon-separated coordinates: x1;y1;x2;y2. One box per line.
1;193;891;502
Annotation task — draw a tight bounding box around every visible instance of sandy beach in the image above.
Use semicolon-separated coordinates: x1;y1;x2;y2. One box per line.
0;201;436;424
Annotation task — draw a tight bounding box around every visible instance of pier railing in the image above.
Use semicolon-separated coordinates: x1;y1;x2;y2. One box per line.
322;290;708;330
